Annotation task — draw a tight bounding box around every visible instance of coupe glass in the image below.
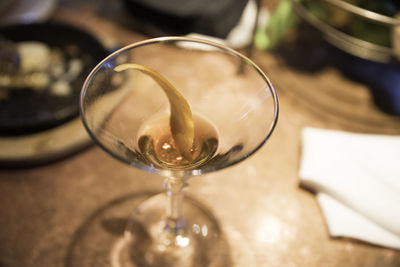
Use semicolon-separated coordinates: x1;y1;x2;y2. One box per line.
80;36;278;267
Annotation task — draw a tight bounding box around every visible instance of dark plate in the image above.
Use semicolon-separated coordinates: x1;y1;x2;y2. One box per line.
0;22;109;135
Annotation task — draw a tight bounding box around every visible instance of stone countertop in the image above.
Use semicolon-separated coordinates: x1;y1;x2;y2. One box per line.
0;1;400;266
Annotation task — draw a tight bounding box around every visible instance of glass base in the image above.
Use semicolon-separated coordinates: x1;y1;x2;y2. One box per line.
111;193;222;267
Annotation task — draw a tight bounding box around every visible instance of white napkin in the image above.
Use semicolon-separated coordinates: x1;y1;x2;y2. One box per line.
298;127;400;250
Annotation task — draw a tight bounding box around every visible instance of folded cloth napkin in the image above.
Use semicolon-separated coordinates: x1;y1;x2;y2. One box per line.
298;127;400;250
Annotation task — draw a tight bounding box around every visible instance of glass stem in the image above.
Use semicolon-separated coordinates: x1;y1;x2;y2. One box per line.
163;175;188;235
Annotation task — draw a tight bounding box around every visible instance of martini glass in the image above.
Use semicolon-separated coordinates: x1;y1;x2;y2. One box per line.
80;36;278;267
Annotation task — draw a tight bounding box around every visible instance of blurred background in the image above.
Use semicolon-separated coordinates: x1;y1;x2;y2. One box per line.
2;0;400;143
0;0;400;266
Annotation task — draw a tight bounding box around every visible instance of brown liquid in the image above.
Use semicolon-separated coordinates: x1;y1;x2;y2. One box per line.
137;114;218;170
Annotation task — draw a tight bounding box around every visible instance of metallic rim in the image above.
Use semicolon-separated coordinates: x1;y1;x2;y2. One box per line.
292;0;398;63
322;0;400;26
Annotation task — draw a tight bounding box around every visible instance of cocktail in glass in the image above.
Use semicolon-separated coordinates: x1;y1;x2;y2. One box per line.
80;36;278;267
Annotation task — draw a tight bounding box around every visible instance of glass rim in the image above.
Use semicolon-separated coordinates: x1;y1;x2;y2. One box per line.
79;36;279;176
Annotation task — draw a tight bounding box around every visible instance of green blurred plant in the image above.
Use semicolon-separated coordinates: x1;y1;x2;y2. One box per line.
254;0;299;50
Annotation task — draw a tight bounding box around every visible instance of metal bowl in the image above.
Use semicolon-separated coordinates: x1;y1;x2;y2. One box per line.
292;0;400;63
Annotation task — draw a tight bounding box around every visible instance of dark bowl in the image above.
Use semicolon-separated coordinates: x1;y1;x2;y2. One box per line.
0;22;109;136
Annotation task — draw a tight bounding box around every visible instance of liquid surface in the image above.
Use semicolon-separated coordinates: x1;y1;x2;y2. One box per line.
137;114;218;170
